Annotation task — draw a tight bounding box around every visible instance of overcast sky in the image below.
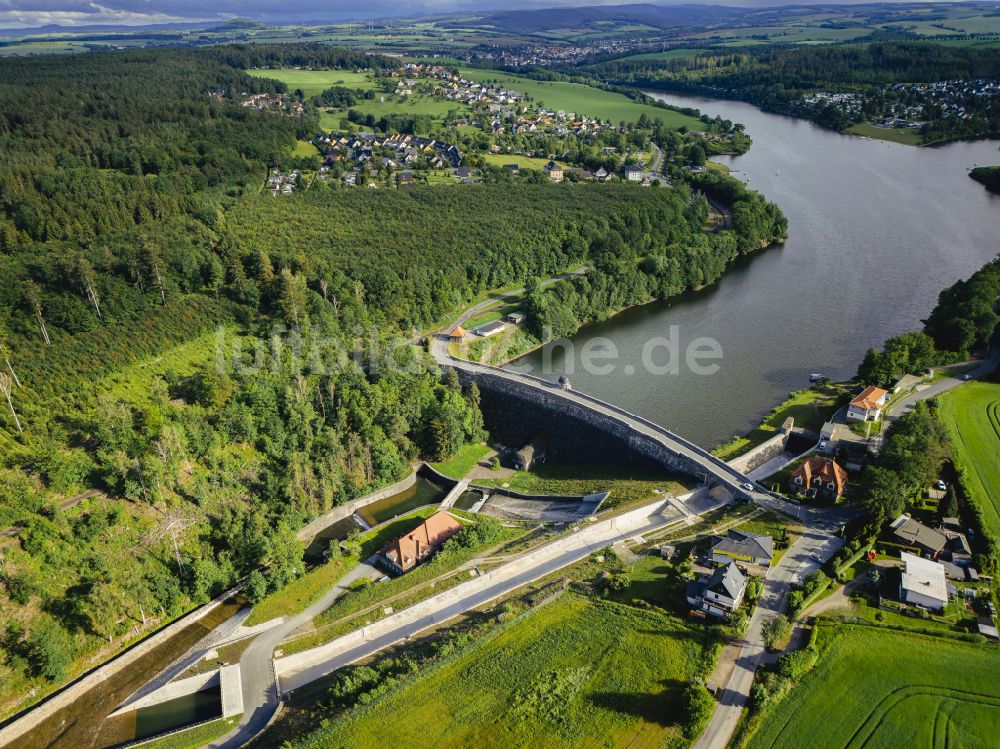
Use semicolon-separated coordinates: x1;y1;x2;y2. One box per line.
0;0;961;30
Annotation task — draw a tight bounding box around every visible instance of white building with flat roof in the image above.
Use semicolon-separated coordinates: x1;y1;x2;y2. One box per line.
899;552;948;611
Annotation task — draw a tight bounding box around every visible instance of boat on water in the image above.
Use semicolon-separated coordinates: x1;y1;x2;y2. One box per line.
809;373;825;382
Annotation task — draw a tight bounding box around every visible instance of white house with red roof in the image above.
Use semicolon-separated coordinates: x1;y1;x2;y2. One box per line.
846;385;889;422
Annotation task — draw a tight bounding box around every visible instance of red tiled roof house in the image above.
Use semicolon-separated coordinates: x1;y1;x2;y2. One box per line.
380;511;463;574
789;456;848;501
847;385;889;422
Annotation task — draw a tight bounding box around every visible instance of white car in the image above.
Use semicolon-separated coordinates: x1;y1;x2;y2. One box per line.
962;374;972;381
936;480;947;491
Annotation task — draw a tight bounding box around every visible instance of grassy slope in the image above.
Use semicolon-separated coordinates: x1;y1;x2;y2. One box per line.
245;555;359;626
293;594;712;749
937;381;1000;541
746;623;1000;749
712;383;846;459
458;67;703;128
429;443;492;479
474;463;692;510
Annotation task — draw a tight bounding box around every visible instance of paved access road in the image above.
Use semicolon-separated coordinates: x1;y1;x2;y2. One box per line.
693;528;843;749
875;347;998;451
204;562;381;749
276;489;726;692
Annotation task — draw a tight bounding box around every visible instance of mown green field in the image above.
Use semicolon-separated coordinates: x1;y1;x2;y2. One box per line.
846;122;923;145
617;48;709;62
291;595;714;749
479;153;569;171
246;68;376;96
746;623;1000;749
459;68;703;128
937;381;1000;542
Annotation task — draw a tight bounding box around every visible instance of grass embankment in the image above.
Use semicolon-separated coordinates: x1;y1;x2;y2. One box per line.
245;556;359;626
937;381;1000;543
744;622;1000;749
133;717;236;749
429;443;492;479
712;383;846;460
845;122;924;145
970;165;1000;194
459;67;703;128
475;463;692;511
288;594;715;749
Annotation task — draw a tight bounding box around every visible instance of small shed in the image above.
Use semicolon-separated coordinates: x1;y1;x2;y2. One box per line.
448;326;467;342
505;312;526;325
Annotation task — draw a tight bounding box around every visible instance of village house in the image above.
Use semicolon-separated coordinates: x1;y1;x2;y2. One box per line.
899;552;949;611
686;562;747;618
544;160;564;182
789;456;848;500
710;529;774;568
625;165;644;182
847;385;889;421
379;511;464;574
889;514;947;557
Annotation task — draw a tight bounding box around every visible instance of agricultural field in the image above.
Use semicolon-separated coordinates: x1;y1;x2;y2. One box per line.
459;68;703;128
290;595;716;749
745;623;1000;749
246;68;377;96
937;381;1000;542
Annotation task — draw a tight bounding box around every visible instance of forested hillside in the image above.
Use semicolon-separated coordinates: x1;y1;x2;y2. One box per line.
0;45;784;717
586;42;1000;141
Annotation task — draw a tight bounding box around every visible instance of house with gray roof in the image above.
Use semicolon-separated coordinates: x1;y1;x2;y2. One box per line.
888;514;947;557
686;562;746;618
711;529;774;567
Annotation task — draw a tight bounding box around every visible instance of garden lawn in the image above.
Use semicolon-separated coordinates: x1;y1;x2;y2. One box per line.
246;69;376;97
244;556;359;626
289;595;715;749
745;622;1000;749
937;381;1000;542
458;68;703;128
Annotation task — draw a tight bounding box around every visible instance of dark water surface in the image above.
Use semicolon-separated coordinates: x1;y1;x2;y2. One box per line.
514;93;1000;448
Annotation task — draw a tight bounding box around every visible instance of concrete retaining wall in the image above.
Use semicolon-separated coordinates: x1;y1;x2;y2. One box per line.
727;431;790;475
296;469;419;545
